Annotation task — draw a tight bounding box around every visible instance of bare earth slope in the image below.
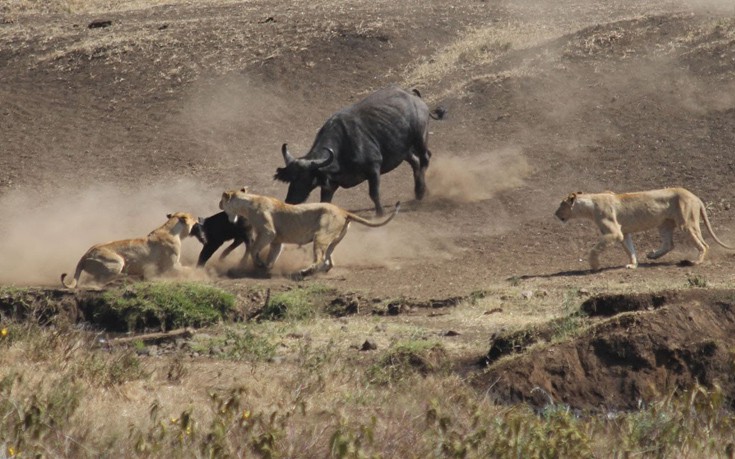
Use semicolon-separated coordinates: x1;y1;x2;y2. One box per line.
2;0;735;299
1;0;735;413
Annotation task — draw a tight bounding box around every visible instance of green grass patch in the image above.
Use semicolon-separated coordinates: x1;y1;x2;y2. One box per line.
94;281;236;332
260;285;332;322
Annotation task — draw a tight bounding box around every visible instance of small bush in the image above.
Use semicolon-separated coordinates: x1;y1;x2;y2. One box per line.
686;274;708;288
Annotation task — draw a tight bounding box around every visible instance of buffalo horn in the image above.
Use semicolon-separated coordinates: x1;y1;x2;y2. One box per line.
309;148;334;170
281;143;295;165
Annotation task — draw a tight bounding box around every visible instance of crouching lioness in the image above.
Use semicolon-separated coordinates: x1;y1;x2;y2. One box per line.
219;187;399;278
61;212;198;288
555;187;734;270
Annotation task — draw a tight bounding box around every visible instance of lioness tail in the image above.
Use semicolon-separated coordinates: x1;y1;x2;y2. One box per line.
700;203;735;250
347;202;401;228
60;258;84;288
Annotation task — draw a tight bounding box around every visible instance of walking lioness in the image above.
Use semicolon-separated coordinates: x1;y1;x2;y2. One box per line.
555;188;734;270
219;187;400;278
61;212;198;288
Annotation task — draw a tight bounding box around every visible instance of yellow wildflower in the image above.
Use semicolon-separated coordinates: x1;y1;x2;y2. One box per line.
1;328;8;337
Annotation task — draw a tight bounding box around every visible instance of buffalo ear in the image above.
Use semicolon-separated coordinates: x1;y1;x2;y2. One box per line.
197;217;205;225
274;167;291;183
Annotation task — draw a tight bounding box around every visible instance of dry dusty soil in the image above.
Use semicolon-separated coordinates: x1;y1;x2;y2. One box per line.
2;0;735;410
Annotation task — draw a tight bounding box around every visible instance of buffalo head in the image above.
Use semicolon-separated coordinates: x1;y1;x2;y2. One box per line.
274;143;334;204
190;217;208;245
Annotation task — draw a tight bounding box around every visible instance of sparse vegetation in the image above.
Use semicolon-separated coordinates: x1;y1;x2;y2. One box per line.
3;0;735;456
687;273;708;288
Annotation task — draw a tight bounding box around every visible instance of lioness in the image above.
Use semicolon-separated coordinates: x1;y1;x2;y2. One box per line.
219;187;400;278
61;212;198;288
555;188;734;270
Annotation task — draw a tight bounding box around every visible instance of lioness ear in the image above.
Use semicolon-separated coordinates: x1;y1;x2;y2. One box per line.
166;213;173;219
240;186;249;193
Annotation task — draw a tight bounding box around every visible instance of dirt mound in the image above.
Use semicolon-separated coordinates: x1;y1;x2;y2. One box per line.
475;289;735;411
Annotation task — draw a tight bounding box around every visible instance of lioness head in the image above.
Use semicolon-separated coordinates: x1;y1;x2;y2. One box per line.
219;187;249;224
166;212;198;237
555;192;581;222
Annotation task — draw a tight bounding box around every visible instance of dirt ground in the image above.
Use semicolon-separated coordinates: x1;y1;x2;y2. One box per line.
2;0;735;411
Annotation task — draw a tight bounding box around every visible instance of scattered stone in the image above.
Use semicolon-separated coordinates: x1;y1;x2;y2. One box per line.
88;19;112;29
521;290;534;300
361;340;377;351
484;308;503;315
444;330;460;337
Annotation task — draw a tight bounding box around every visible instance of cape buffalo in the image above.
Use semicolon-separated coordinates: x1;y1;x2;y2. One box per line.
274;86;445;216
190;211;251;267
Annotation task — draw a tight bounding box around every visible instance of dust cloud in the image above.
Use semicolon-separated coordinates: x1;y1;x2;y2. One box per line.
175;75;317;192
0;180;226;286
333;218;459;270
426;147;530;203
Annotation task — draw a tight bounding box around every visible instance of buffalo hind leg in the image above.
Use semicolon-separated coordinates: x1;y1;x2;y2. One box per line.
406;153;428;201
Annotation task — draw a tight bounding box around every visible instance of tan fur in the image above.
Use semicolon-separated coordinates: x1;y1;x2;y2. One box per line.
219;187;399;278
60;212;198;288
555;187;734;270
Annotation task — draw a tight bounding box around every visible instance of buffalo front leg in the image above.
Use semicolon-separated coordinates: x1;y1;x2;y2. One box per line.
197;241;224;267
320;185;337;203
367;167;384;216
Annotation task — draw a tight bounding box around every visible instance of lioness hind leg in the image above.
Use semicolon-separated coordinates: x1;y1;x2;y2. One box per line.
85;257;124;286
685;225;709;264
647;221;675;260
323;224;350;272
